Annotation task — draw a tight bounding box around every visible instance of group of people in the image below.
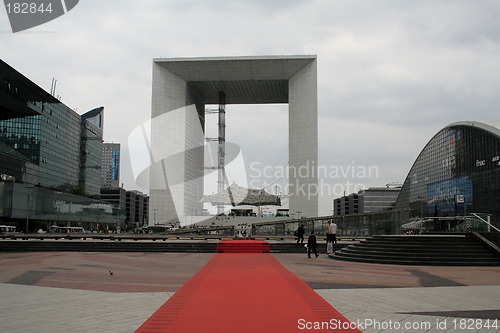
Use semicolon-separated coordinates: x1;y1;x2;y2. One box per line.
295;221;337;258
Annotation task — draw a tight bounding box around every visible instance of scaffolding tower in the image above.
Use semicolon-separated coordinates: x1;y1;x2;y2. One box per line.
205;92;228;215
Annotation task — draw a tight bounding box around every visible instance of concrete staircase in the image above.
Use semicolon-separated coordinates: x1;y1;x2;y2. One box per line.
331;234;500;266
0;240;218;253
0;239;348;254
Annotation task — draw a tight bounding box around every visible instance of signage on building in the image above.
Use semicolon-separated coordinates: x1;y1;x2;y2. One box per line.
111;150;119;180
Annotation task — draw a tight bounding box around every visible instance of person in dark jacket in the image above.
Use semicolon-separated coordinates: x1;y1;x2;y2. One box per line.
307;231;319;258
295;225;305;247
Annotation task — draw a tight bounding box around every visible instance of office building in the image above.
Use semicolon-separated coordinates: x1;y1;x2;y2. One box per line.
101;142;120;188
333;186;401;216
394;121;500;227
125;190;148;228
0;59;103;195
100;187;126;211
0;59;124;230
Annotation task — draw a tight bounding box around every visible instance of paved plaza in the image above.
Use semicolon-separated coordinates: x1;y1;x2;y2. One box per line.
0;252;499;332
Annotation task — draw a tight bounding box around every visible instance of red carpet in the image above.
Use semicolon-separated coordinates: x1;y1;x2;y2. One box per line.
136;241;361;332
216;240;270;253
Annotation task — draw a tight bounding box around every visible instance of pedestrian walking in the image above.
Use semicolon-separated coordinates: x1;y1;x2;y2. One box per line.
295;225;305;247
307;231;319;258
326;220;337;254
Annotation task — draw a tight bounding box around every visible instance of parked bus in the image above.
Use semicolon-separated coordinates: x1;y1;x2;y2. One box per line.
0;225;16;233
49;226;86;233
142;225;178;233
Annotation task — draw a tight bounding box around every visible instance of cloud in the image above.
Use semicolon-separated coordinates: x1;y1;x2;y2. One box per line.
1;0;498;215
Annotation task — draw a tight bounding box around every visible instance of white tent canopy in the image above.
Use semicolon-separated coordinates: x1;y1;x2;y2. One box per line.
201;183;281;207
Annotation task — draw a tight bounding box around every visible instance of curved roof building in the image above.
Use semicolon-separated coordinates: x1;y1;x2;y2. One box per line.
394;121;500;228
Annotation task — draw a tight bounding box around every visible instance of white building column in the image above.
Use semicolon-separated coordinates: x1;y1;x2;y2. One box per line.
288;59;318;217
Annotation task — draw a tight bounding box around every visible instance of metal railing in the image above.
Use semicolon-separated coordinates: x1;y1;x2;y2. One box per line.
471;213;500;233
252;210;409;237
250;210;498;237
400;214;496;234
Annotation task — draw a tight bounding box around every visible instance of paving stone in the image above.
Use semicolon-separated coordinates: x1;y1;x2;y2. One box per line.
1;252;499;332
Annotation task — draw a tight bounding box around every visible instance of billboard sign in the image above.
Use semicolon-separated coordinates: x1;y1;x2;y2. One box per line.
427;175;472;215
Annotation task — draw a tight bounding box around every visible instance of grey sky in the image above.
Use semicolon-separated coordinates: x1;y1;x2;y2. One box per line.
1;0;499;215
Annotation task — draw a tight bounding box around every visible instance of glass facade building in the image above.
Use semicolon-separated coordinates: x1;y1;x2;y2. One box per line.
0;59;124;231
80;107;104;195
394;121;500;228
0;60;102;195
0;181;124;227
101;142;120;188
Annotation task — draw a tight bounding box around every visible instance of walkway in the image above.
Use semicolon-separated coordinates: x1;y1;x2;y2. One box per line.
136;251;360;332
0;250;499;332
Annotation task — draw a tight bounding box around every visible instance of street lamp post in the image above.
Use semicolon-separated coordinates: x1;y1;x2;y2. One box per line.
25;191;30;234
68;202;72;227
57;202;61;223
24;186;34;234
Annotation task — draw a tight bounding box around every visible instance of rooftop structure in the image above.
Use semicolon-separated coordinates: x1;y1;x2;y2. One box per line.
201;183;281;207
